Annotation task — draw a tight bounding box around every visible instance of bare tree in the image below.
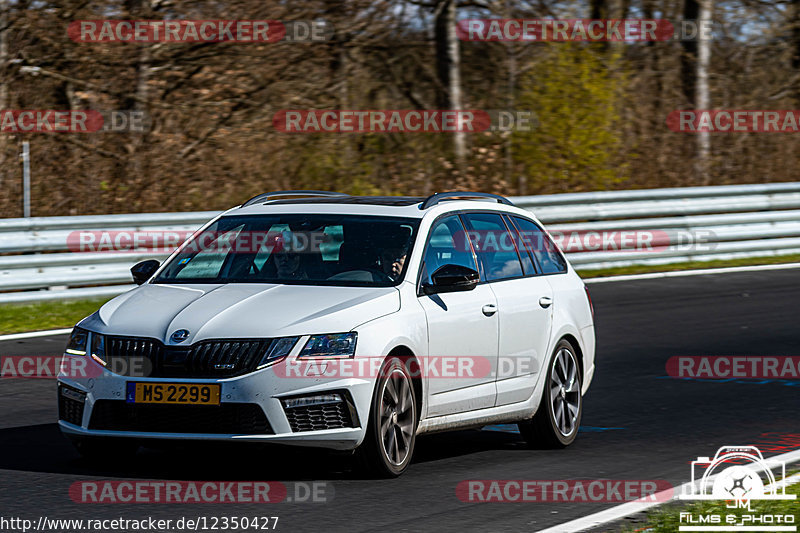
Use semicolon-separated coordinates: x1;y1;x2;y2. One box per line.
695;0;712;184
680;0;712;184
2;0;800;216
0;0;8;191
434;0;466;169
790;0;800;101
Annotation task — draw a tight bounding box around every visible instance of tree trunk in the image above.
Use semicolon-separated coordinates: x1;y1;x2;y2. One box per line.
791;0;800;101
680;0;700;106
502;0;521;194
590;0;608;51
680;0;711;184
0;0;8;190
695;0;711;184
124;0;152;201
434;0;466;171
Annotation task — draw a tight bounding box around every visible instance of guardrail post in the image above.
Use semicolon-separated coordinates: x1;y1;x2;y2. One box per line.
21;141;30;218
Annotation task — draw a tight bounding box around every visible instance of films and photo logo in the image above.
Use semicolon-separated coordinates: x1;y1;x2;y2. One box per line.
679;445;796;532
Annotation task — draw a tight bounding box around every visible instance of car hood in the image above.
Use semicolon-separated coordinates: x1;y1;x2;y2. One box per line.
80;283;400;344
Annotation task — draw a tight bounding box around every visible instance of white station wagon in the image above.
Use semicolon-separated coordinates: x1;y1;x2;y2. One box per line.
58;191;595;476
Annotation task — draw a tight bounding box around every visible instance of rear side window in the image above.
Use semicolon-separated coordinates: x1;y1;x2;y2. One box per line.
462;212;524;281
511;216;568;274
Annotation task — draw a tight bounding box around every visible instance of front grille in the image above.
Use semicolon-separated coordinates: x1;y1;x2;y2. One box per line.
285;401;355;432
89;400;273;434
106;336;273;378
58;385;85;426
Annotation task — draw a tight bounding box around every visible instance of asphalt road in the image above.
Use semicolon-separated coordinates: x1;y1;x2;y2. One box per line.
1;269;799;533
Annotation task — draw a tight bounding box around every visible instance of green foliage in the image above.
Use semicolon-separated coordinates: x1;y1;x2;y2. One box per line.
514;44;627;192
0;298;111;334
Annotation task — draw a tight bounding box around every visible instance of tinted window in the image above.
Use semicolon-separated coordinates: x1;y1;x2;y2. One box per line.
502;215;536;275
421;216;479;284
462;213;524;281
174;224;244;279
154;214;419;287
512;216;568;274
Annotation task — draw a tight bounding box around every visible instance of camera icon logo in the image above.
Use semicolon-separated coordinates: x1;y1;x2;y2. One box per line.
681;445;796;504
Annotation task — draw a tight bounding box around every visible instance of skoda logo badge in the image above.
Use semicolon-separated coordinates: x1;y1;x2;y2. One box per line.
170;329;190;343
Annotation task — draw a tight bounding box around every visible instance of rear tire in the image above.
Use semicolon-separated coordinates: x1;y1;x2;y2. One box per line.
519;340;582;448
356;356;418;477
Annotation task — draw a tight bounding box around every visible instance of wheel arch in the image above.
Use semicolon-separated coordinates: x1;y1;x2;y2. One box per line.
387;345;423;424
559;333;584;383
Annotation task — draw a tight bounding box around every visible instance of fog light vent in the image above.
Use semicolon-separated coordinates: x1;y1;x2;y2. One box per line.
282;392;358;432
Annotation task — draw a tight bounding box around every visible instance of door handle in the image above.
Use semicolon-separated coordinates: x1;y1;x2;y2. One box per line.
539;296;553;308
482;304;497;316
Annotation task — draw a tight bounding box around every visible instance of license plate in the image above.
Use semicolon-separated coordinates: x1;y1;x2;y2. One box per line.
126;382;220;405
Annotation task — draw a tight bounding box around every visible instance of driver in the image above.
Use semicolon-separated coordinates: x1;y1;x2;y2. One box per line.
380;248;406;279
379;227;412;280
272;230;308;280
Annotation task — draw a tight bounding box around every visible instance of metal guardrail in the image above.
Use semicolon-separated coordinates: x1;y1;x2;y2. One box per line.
2;182;800;303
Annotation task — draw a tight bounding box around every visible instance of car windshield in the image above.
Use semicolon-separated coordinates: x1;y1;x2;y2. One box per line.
153;214;419;287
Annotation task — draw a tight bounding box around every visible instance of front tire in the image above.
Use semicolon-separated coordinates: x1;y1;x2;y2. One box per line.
519;340;582;448
356;357;418;477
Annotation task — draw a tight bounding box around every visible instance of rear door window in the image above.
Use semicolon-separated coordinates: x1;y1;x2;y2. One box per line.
461;212;524;281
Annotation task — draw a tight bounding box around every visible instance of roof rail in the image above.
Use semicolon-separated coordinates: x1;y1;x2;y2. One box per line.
241;190;349;207
420;191;514;210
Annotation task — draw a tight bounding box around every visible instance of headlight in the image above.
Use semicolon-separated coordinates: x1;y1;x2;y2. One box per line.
64;327;88;356
90;333;107;366
299;333;357;358
257;337;299;369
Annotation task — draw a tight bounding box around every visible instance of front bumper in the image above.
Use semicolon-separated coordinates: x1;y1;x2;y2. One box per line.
57;354;375;451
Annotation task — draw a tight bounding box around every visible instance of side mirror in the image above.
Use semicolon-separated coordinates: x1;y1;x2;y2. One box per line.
423;264;479;294
131;259;160;285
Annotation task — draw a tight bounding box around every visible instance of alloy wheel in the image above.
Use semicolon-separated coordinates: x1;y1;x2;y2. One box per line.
549;347;581;437
379;368;415;466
